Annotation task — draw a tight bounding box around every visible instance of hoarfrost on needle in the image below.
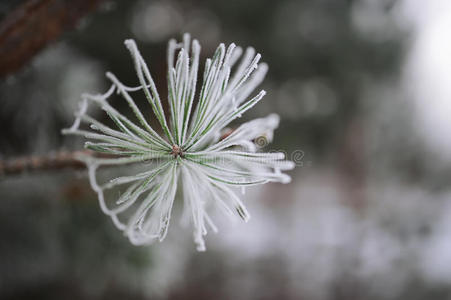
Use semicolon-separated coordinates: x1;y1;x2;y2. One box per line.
63;33;294;251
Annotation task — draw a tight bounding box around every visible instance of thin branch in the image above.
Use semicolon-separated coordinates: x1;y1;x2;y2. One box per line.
0;150;90;176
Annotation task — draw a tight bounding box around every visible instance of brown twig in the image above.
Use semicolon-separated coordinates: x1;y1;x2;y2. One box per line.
0;150;89;176
0;0;103;78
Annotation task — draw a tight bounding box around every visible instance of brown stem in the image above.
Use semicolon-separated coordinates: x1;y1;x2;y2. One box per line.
0;150;90;176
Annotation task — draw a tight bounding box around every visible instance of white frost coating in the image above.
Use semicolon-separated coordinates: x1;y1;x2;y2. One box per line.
62;33;294;251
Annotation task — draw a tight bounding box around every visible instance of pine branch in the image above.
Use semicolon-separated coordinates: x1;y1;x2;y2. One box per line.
0;131;244;177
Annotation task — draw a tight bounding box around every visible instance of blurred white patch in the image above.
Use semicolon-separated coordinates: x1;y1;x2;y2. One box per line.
213;185;278;258
402;0;451;161
59;58;104;121
419;199;451;283
213;169;360;299
142;234;192;297
284;171;357;299
359;182;439;297
130;1;220;47
357;226;406;297
32;44;104;121
131;1;183;43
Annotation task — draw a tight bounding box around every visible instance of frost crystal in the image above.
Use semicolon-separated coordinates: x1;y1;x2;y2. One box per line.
63;34;294;251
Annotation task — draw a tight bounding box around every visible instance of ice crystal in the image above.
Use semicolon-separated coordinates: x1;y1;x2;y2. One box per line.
63;34;294;251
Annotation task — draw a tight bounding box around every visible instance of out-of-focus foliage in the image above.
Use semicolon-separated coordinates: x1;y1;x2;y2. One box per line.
2;0;451;299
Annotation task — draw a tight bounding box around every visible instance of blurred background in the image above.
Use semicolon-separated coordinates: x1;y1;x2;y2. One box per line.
1;0;451;299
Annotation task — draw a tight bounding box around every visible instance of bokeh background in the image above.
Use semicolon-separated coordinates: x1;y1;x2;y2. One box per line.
2;0;451;299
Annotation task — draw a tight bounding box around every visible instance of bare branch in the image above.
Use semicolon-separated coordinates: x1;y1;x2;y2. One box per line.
0;150;89;176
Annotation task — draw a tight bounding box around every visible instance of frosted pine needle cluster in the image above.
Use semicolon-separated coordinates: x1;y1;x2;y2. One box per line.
63;34;294;251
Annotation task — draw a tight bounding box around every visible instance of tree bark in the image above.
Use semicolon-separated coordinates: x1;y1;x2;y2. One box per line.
0;0;103;78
